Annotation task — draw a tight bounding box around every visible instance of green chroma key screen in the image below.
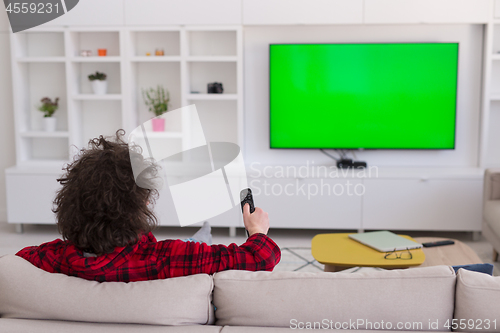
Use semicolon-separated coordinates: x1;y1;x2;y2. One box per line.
269;43;458;149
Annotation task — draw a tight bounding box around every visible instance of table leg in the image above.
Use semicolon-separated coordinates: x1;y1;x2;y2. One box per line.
324;265;351;272
15;223;24;234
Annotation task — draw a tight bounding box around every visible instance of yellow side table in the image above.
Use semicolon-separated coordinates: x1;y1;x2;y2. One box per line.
311;233;426;272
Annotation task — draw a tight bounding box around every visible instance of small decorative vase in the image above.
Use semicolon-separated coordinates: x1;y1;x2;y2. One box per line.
43;117;57;132
152;118;165;132
91;80;108;95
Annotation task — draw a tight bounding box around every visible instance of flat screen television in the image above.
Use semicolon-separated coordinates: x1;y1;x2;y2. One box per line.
269;43;459;149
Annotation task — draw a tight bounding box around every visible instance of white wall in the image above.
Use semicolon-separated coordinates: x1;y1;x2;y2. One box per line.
0;1;490;221
244;24;484;167
0;9;15;222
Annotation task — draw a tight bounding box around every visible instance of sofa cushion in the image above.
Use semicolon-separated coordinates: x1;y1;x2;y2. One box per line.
0;255;214;326
213;266;456;331
451;263;494;276
219;328;442;333
0;319;223;333
454;268;500;332
484;201;500;236
491;173;500;200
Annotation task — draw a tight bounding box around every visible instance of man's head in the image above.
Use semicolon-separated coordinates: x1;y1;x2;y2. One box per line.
53;130;159;255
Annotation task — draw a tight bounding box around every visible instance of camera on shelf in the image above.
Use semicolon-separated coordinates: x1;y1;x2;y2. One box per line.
207;82;224;94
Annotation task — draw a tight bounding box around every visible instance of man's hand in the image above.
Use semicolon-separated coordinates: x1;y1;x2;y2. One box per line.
243;203;269;236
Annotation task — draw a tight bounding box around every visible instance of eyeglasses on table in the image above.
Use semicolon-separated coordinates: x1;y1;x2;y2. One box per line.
384;248;413;260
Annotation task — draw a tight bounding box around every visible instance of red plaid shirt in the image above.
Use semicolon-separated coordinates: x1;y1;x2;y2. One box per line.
16;233;281;282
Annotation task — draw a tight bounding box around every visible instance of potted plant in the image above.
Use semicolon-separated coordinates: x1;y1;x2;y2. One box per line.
142;85;170;132
88;71;107;95
38;97;59;132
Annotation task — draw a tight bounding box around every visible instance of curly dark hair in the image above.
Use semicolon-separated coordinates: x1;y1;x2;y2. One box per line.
53;130;159;255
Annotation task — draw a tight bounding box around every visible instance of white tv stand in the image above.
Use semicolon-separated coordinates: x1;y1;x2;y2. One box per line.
247;165;483;232
6;164;483;233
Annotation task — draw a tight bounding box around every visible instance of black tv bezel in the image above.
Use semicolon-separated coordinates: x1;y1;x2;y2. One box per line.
268;42;459;150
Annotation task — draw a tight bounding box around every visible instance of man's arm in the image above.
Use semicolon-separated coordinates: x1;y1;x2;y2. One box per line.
16;246;41;265
158;234;280;278
156;205;281;278
16;239;62;273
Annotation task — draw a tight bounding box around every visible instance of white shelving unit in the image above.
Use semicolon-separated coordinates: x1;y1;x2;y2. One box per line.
9;25;242;163
481;14;500;167
9;28;69;167
7;25;243;227
73;94;123;100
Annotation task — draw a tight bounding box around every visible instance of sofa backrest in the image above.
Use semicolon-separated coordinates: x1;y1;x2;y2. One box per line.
213;265;456;331
0;255;214;326
485;169;500;201
454;268;500;332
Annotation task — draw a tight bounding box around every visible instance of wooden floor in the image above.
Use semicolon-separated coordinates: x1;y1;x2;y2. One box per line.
415;237;483;267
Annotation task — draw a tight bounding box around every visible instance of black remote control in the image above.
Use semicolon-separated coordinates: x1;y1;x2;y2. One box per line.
422;240;455;248
240;188;255;238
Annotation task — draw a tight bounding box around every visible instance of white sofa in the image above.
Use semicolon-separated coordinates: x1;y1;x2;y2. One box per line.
0;255;499;332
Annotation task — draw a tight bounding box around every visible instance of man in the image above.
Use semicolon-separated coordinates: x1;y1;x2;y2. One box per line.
17;130;281;282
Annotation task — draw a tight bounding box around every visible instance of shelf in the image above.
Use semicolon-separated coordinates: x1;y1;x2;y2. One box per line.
18;159;70;168
79;101;123;147
5;165;64;175
73;94;122;100
187;94;238;100
188;30;237;57
131;56;181;62
17;57;66;63
142;132;183;139
76;62;122;95
490;94;500;101
492;54;500;60
133;61;181;129
188;61;237;94
187;56;238;62
19;62;68;133
71;57;121;62
68;31;121;58
20;131;70;138
13;31;65;58
130;56;237;62
128;27;181;32
130;30;181;57
21;136;70;163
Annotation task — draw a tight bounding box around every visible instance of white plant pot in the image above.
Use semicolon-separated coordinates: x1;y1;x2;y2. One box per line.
91;80;108;95
43;117;57;132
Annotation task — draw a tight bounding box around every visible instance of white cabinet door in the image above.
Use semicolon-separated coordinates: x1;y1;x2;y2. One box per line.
124;0;242;25
242;0;363;25
362;179;482;231
249;177;362;229
364;0;491;24
43;0;125;26
6;174;61;224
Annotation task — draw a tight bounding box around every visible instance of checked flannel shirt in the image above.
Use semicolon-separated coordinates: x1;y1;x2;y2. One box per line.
16;232;281;282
